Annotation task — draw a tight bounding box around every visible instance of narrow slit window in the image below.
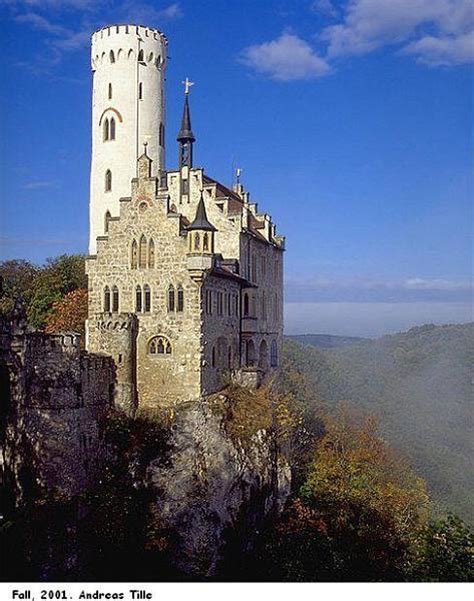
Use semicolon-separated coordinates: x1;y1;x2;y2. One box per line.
135;286;142;312
110;117;116;140
144;284;151;312
139;82;143;100
108;83;112;99
104;286;110;312
131;240;138;269
112;286;119;312
168;285;175;312
177;286;184;312
105;170;112;191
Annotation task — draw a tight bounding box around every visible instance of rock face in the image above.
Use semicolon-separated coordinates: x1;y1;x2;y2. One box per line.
143;399;291;577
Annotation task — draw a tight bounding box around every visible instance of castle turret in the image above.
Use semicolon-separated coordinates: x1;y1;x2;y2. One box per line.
187;193;216;278
89;25;168;253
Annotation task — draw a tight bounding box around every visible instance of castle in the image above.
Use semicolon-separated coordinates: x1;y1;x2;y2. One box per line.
85;25;285;410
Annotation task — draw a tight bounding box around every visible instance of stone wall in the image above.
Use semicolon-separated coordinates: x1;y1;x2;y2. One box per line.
0;307;115;505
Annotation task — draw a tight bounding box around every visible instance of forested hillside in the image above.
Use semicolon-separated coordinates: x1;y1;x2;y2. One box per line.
283;323;474;523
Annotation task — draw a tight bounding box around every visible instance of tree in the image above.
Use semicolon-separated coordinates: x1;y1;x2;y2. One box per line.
45;288;88;338
0;260;38;315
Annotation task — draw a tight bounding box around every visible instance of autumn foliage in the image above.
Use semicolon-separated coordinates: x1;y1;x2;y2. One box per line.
45;288;88;337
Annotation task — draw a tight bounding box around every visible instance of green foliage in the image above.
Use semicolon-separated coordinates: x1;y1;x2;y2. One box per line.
407;514;474;582
0;254;87;329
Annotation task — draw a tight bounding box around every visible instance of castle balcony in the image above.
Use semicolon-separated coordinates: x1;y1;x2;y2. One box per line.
241;316;258;334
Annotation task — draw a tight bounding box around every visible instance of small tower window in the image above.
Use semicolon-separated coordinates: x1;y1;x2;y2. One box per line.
243;293;249;317
104;286;111;312
177;285;184;312
159;122;165;146
105;170;112;191
144;284;151;312
139;82;143;100
138;49;144;62
139;235;147;268
110;117;116;140
168;285;175;312
108;83;112;99
110;50;115;63
104;210;111;233
203;233;209;251
103;118;109;141
112;286;119;312
194;232;200;251
148;238;155;268
131;239;138;269
135;285;142;313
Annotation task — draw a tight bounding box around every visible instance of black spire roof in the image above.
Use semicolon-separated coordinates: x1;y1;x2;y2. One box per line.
177;93;195;143
187;194;217;231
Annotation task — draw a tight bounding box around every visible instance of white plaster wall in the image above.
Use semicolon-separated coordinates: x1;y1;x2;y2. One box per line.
89;25;167;253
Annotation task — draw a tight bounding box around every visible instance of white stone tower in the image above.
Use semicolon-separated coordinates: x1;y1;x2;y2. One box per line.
89;24;167;253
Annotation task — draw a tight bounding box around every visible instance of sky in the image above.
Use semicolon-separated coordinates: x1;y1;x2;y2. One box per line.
0;0;472;336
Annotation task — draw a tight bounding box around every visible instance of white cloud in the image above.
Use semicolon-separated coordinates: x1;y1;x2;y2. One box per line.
321;0;474;65
22;180;59;189
240;32;330;81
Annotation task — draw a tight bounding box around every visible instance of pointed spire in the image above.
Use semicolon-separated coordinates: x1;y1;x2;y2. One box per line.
187;193;217;231
177;93;195;143
177;80;195;169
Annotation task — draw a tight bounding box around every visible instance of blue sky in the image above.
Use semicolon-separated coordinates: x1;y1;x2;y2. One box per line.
0;0;472;336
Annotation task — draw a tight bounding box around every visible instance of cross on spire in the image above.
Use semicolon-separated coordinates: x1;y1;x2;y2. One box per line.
182;77;194;95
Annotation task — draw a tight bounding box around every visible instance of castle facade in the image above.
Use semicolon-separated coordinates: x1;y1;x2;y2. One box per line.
85;25;285;410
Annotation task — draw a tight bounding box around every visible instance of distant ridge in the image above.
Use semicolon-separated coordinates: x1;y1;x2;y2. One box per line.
287;334;368;350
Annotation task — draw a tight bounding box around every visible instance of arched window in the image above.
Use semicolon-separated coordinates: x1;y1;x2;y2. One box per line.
177;285;184;312
108;83;112;99
148;335;172;356
211;346;216;368
203;233;209;251
135;285;142;312
148;238;155;268
144;284;151;312
138;49;144;62
103;118;109;141
131;239;138;269
270;340;278;367
110;50;115;63
110;117;116;140
105;169;112;192
159;122;164;146
259;340;268;369
243;293;249;316
168;285;175;312
139;235;147;268
246;340;255;367
194;232;200;251
139;82;143;100
104;210;111;233
112;286;119;312
104;286;111;312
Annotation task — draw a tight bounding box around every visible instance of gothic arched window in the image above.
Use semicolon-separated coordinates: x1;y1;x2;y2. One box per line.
105;169;112;192
110;117;116;140
168;285;175;312
112;286;119;312
131;239;138;269
148;335;172;356
108;83;112;99
139;235;147;268
104;286;111;312
270;340;278;367
148;238;155;268
144;284;151;312
110;50;115;63
135;285;142;313
104;210;111;233
243;293;249;317
159;122;164;146
177;285;184;312
103;118;109;141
